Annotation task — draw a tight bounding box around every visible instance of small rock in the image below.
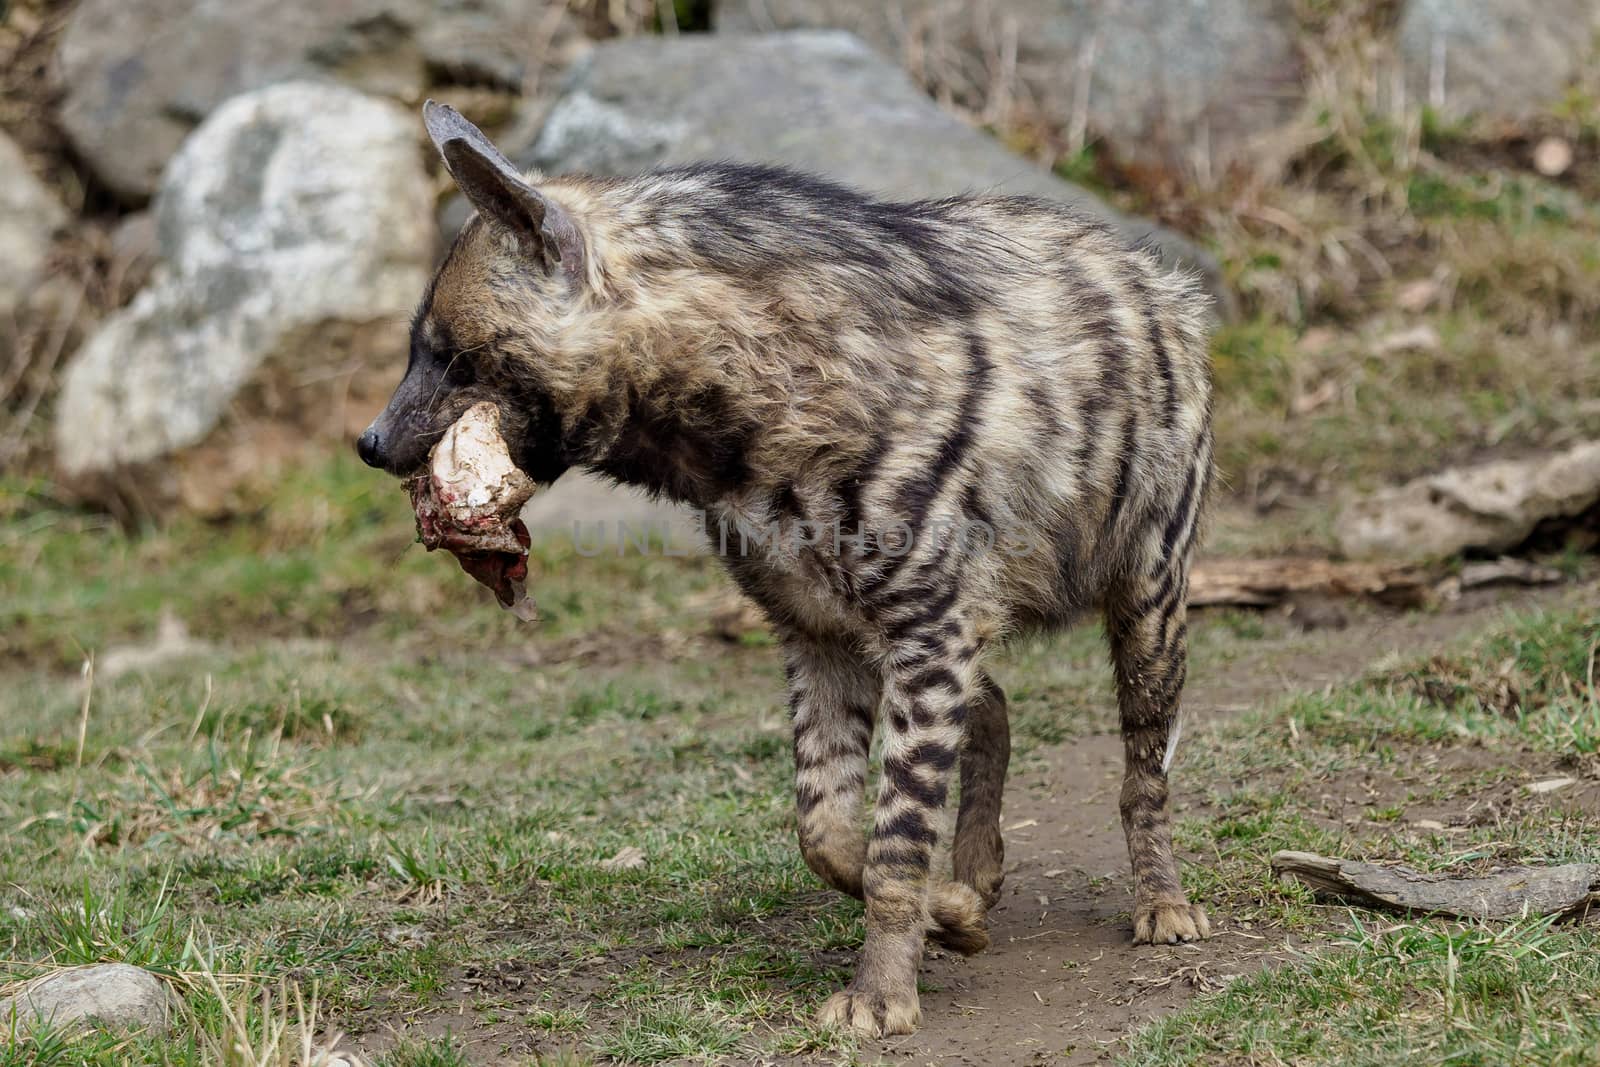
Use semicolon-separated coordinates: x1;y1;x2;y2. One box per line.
1532;137;1575;178
1290;379;1339;417
382;925;430;948
0;963;173;1037
1282;593;1348;632
1527;777;1576;795
1373;323;1442;356
99;609;209;680
0;132;68;316
1413;818;1447;831
599;846;647;872
317;1052;372;1067
109;211;160;293
1297;326;1339;356
1395;277;1443;314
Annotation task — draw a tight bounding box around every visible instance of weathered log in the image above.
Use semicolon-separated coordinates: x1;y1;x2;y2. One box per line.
1188;556;1564;610
1189;559;1434;608
1271;850;1600;921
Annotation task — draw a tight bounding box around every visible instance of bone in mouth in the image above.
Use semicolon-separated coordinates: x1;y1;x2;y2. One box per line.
405;401;539;621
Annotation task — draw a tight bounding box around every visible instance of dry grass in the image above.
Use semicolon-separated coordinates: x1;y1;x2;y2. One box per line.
191;969;368;1067
14;674;362;853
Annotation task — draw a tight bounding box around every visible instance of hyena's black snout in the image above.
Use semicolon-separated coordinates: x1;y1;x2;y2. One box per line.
355;426;385;469
360;362;441;477
356;405;431;477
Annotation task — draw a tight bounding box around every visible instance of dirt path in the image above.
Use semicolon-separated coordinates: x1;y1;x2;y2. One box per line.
879;584;1578;1065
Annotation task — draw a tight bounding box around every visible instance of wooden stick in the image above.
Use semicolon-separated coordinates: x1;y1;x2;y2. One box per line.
1271;850;1600;921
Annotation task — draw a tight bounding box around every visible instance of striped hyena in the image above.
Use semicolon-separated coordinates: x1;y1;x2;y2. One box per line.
358;103;1215;1037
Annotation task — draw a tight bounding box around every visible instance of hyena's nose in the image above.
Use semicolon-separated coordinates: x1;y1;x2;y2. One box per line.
356;427;385;469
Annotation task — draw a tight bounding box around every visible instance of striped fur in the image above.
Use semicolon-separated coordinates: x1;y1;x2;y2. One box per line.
362;104;1217;1037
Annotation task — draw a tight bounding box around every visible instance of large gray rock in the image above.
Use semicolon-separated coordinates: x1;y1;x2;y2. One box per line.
0;964;173;1036
419;0;580;91
55;0;572;203
54;82;433;497
521;30;1227;308
0;132;68;316
1399;0;1600;122
717;2;1304;179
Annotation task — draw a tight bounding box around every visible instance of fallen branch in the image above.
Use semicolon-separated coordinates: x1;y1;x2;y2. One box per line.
1189;556;1563;610
1271;850;1600;921
1189;559;1433;608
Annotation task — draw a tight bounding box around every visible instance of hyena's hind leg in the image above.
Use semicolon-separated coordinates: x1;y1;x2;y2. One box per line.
925;672;1010;955
952;672;1009;906
785;636;878;899
1105;554;1211;946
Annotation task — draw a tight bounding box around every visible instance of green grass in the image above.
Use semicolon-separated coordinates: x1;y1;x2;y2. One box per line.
0;448;1313;1062
377;1035;472;1067
1281;606;1600;753
0;456;863;1061
1125;601;1600;1064
1125;917;1600;1067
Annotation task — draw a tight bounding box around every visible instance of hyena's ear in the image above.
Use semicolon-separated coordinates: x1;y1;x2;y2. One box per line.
422;100;584;279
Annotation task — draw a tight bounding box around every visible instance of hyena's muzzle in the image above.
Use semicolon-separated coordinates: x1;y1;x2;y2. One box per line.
356;345;451;477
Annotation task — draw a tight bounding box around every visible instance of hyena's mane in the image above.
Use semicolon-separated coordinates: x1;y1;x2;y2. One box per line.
506;161;1141;515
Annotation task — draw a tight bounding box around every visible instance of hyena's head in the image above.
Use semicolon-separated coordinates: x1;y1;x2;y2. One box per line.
357;102;589;483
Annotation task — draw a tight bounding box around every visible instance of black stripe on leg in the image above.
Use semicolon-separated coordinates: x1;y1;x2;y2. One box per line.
883;755;951;808
876;808;938;846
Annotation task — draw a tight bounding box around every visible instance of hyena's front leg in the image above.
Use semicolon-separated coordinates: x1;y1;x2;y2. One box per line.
818;614;983;1037
785;637;878;899
1107;565;1211;945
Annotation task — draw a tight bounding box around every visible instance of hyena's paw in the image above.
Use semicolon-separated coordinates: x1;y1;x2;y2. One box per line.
1132;898;1212;945
818;983;921;1037
952;827;1006;909
927;881;990;956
